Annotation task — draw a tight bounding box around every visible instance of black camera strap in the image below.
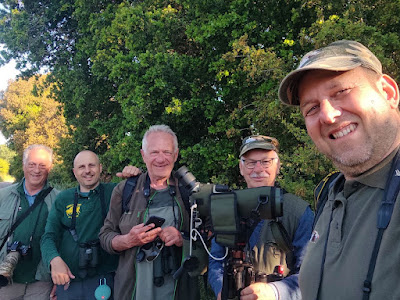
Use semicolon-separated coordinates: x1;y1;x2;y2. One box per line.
69;184;106;242
0;187;53;252
362;150;400;299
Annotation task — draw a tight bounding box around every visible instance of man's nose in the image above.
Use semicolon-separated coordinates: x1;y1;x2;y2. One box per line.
253;161;264;171
155;153;167;161
319;99;341;124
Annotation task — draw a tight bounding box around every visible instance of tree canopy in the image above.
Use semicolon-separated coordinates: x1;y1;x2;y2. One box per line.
0;0;399;202
0;75;68;179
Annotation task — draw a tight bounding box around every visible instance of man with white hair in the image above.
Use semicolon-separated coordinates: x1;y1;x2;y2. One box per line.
100;124;199;300
0;144;58;299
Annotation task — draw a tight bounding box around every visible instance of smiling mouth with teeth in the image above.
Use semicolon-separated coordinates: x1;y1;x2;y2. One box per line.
330;124;357;139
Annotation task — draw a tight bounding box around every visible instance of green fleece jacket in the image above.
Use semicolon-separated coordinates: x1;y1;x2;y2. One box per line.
41;183;118;280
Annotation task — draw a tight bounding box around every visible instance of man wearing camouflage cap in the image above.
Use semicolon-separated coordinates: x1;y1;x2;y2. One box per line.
208;135;313;300
279;40;400;299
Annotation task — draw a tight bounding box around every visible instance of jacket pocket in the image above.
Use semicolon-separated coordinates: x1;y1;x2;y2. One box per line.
0;211;11;239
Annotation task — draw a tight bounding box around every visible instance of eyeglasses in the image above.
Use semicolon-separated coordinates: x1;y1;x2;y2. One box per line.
241;158;278;169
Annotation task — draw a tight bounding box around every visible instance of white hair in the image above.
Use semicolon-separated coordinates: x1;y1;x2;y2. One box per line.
23;144;53;165
142;124;178;153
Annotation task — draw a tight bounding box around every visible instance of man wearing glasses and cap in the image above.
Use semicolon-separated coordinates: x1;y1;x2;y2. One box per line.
208;135;314;300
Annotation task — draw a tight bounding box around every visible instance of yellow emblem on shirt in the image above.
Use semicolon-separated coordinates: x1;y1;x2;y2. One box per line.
66;204;82;218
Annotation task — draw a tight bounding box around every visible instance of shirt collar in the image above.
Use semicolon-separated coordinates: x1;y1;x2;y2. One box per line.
75;182;102;197
353;146;400;190
20;178;50;196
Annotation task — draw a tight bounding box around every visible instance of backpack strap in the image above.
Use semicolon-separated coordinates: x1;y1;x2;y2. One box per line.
122;175;140;214
178;183;190;213
362;151;400;299
270;219;293;253
313;171;341;229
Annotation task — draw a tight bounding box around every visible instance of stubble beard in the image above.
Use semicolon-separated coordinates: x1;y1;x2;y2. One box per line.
323;117;398;178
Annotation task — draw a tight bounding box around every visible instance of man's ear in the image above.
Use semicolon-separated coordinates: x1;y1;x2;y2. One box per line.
381;74;400;109
140;149;145;160
173;148;179;162
99;164;103;174
239;160;244;176
276;159;281;176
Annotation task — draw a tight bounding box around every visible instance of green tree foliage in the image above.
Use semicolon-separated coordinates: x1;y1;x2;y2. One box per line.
0;144;16;182
1;0;399;203
0;144;16;161
0;75;69;180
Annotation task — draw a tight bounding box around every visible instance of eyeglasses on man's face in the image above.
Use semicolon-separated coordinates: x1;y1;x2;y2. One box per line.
241;157;278;169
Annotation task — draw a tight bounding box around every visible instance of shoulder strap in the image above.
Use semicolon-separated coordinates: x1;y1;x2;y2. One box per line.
67;185;107;242
0;187;53;252
178;184;190;213
270;220;293;253
313;171;341;229
122;175;140;213
363;151;400;299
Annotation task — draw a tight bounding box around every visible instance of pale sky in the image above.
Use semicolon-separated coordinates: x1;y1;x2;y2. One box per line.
0;59;20;144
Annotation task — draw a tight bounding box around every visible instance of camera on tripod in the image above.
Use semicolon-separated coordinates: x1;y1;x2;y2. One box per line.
174;166;285;299
176;166;283;247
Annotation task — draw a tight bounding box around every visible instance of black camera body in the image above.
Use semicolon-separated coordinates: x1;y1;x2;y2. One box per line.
7;241;32;259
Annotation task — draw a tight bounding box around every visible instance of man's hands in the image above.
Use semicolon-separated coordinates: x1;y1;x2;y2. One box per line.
50;256;75;287
111;223;184;251
158;226;183;247
240;282;276;300
111;223;162;252
116;165;142;178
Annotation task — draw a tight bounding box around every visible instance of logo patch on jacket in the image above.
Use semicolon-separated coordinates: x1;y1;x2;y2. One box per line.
66;204;82;218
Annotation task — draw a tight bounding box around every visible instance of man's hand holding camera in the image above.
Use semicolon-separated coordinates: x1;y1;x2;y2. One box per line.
50;256;75;287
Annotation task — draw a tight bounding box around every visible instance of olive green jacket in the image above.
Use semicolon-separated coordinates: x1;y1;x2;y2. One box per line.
0;180;58;282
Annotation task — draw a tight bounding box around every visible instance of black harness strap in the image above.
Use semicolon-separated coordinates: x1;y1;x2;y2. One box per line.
122;176;140;213
0;187;53;252
362;151;400;299
69;184;106;242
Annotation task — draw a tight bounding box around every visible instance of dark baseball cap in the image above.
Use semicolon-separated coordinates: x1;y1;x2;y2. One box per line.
239;135;279;157
279;40;382;105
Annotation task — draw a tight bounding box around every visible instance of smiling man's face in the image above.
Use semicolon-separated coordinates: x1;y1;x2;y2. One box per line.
299;67;400;177
73;151;102;193
141;131;178;184
23;148;52;191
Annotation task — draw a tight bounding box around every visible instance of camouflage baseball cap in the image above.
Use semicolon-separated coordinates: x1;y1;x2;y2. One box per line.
278;40;382;105
239;135;279;157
